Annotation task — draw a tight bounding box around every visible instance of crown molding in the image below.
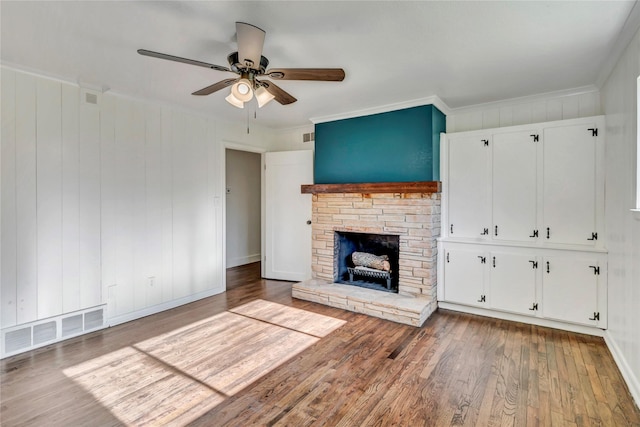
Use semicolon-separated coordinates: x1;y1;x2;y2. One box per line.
310;95;451;124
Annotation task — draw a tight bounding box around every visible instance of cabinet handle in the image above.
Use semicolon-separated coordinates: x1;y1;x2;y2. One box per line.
529;303;538;311
450;224;454;234
492;256;496;268
446;252;450;263
546;227;550;239
494;225;498;236
546;261;550;273
589;312;600;321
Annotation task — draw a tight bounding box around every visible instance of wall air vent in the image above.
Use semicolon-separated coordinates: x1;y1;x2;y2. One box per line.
2;305;106;358
303;132;315;143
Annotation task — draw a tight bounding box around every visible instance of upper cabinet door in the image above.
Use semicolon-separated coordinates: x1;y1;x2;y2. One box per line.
543;123;598;246
447;135;491;239
492;131;538;242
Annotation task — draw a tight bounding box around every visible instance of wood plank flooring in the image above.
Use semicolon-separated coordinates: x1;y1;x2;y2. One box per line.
2;262;639;426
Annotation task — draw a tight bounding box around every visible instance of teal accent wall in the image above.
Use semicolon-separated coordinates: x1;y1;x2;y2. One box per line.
314;105;446;184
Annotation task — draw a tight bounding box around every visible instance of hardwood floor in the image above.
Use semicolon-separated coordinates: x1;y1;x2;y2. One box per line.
2;262;639;426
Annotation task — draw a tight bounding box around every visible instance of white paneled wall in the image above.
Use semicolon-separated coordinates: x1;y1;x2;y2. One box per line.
446;88;601;133
1;68;271;333
601;25;640;404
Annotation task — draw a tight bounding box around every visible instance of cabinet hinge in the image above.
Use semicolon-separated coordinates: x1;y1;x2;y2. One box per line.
529;229;539;238
478;256;486;264
482;139;489;146
589;312;600;321
477;295;486;303
587;232;598;241
529;260;538;269
588;128;598;137
530;134;539;142
529;303;538;311
589;265;600;275
481;228;489;236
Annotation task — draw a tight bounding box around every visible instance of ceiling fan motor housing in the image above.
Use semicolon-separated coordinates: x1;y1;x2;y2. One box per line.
227;52;269;74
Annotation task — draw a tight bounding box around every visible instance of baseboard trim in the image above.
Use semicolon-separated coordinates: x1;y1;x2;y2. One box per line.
437;302;605;337
107;286;225;327
604;331;640;408
226;253;261;269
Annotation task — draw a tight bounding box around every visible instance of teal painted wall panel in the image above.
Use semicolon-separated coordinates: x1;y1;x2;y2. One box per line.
314;105;445;184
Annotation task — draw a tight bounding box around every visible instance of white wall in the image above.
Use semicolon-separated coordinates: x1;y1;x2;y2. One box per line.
1;68;274;330
225;149;261;268
600;25;640;404
270;124;315;152
446;87;601;133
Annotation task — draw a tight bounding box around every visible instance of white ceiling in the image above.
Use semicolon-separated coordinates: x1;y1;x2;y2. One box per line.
1;1;637;129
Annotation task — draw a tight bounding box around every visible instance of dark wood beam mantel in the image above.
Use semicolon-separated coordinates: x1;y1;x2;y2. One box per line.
301;181;441;194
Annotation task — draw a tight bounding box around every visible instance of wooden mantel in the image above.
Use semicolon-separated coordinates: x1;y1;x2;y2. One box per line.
301;181;441;194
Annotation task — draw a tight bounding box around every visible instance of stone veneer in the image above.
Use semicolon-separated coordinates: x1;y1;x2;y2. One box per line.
292;192;440;326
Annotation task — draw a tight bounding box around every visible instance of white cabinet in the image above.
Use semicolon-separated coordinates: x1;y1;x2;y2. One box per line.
440;116;607;333
447;134;490;239
440;242;607;329
492;131;538;242
542;254;605;327
543;123;599;246
443;247;487;307
443;116;604;249
489;252;537;316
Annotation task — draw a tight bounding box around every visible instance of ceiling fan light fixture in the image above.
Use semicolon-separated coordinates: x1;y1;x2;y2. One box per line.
255;86;275;108
225;92;244;108
231;78;254;102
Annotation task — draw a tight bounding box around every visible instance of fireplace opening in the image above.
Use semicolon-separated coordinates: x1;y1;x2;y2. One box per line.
334;231;400;293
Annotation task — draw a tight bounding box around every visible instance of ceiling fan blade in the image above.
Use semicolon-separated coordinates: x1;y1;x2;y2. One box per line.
266;68;345;81
258;80;297;105
192;78;238;96
138;49;231;73
236;22;266;71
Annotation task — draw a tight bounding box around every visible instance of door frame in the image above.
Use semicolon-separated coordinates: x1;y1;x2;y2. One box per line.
222;141;267;287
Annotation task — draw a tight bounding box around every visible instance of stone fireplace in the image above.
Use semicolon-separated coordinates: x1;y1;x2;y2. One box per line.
292;182;441;326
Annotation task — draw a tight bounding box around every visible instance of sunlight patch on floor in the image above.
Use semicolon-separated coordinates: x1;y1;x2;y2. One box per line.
63;300;346;425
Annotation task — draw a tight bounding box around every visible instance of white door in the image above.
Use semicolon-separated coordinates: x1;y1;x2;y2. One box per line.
443;246;487;307
447;135;491;239
265;150;313;281
542;255;601;327
489;252;537;316
543;124;597;245
492;131;538;242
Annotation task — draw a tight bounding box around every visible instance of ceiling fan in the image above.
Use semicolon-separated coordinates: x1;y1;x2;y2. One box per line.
138;22;345;109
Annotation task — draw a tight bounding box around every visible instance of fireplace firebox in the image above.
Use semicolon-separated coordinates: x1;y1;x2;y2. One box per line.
334;231;400;293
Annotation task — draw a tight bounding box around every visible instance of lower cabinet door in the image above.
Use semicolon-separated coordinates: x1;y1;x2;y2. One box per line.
542;255;602;327
489;252;538;316
443;247;487;307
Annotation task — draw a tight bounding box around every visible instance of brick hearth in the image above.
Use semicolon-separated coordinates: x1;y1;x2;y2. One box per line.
293;189;440;326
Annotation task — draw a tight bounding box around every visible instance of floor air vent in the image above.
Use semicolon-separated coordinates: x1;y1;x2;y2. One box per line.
2;305;106;358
